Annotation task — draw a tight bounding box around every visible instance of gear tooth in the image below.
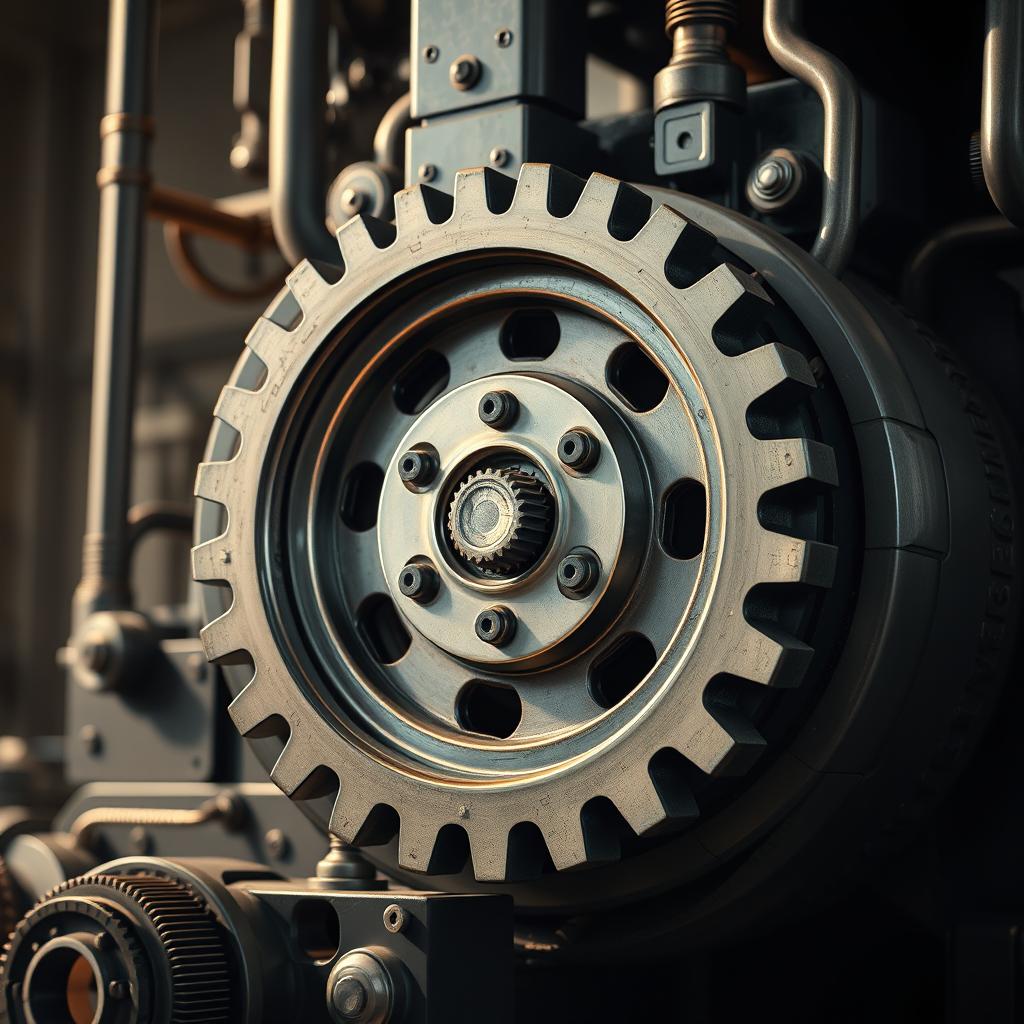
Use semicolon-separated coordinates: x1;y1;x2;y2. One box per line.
510;162;554;212
397;817;442;874
191;537;235;584
611;764;698;837
542;810;592;871
213;385;256;431
270;739;321;797
756;533;838;588
246;316;293;363
285;259;337;313
570;171;625;227
453;165;516;216
199;606;244;662
629;202;691;262
756;437;838;492
684;262;773;331
328;790;378;845
676;704;766;776
336;213;397;265
227;676;280;737
737;342;816;404
467;824;509;882
194;459;234;502
721;621;813;688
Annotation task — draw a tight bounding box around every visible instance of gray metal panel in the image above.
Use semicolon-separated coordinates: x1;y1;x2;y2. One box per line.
411;0;585;120
66;638;217;783
406;103;596;192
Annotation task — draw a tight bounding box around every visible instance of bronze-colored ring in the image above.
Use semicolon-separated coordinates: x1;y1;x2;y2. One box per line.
99;112;156;139
95;166;153;190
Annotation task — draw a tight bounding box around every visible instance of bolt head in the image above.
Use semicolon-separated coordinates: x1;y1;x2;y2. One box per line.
339;187;368;216
449;54;482;90
383;903;408;934
398;448;437;487
557;550;599;598
495;27;513;47
489;146;511;168
108;980;126;1000
475;606;516;647
417;162;437;183
478;389;518;429
423;44;439;63
333;974;369;1019
398;562;439;604
557;429;600;472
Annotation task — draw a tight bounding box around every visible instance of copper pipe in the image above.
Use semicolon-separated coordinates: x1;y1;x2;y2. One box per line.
148;184;275;249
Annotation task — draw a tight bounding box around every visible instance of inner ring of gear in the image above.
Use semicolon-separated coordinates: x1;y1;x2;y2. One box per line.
193;165;840;882
376;373;647;667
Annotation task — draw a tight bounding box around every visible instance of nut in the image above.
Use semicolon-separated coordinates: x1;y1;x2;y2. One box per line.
478;390;519;429
397;562;439;604
474;606;516;647
557;429;600;472
449;54;482;91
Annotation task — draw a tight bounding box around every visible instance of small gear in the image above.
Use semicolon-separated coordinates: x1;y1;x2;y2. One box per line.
1;871;232;1023
447;466;554;575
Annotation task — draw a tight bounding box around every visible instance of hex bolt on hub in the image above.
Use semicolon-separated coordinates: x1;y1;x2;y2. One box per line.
475;606;517;647
478;389;519;429
557;548;600;599
327;949;397;1024
397;447;438;488
397;561;439;604
558;429;600;472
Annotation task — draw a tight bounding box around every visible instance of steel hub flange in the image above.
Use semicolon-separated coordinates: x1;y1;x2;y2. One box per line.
378;374;647;667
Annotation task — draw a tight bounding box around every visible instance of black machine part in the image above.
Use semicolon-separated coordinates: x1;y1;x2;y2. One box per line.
192;165;1019;960
0;856;513;1024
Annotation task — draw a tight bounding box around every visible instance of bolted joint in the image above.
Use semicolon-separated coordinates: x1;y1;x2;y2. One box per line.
746;148;806;213
557;549;600;599
398;446;438;488
449;54;482;91
478;390;519;429
397;561;440;604
475;606;516;647
558;429;600;473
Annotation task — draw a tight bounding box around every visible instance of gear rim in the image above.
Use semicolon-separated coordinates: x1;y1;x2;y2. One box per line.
192;165;841;885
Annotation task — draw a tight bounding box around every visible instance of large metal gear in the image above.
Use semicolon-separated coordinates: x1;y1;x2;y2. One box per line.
193;164;841;883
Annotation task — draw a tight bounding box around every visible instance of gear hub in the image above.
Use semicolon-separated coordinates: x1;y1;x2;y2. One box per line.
447;465;554;576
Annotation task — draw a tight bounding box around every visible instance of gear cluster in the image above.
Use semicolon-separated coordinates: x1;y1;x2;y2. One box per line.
447;465;554;576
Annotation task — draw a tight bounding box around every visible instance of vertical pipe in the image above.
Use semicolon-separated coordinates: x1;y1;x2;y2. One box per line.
73;0;158;624
269;0;336;265
763;0;860;276
981;0;1024;228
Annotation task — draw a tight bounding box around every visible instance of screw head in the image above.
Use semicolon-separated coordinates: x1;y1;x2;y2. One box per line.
478;389;519;429
417;162;437;183
449;54;482;90
557;549;599;599
108;980;126;1000
398;448;437;487
557;429;600;472
265;827;290;860
332;974;369;1019
475;606;516;647
383;903;408;934
747;150;801;211
398;562;439;604
423;44;439;63
488;146;511;168
495;27;513;47
339;187;368;216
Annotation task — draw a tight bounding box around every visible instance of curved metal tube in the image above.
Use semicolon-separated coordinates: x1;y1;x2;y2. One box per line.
763;0;861;276
269;0;338;265
901;215;1020;319
373;92;412;180
981;0;1024;227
